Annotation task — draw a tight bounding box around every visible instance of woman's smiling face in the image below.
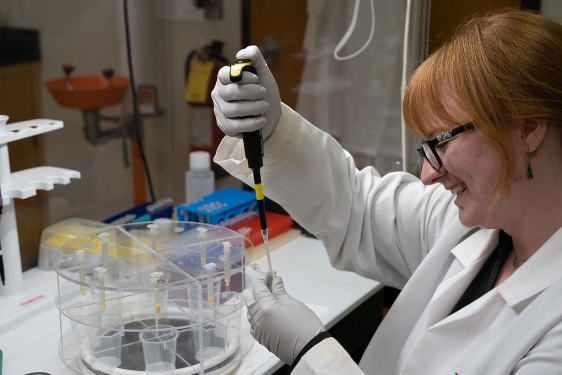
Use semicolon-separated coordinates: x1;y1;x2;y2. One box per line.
419;100;525;229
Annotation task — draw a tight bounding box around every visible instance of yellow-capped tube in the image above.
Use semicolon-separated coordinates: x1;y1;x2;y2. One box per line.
222;242;231;286
95;267;107;311
77;250;86;295
98;232;110;268
197;227;208;265
203;263;216;311
150;271;163;317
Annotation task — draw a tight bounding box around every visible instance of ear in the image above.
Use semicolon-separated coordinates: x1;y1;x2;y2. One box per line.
521;119;548;153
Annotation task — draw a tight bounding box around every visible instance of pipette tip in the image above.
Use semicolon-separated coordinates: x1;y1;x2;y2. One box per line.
261;229;273;274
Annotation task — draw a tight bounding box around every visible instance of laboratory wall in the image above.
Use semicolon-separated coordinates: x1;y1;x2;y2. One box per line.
1;1;129;224
0;0;540;270
0;0;241;267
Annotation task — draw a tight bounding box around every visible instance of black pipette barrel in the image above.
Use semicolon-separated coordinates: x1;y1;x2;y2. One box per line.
231;59;268;233
229;58;273;288
242;130;267;231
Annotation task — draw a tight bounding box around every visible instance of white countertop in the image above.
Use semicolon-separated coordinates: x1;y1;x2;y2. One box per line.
0;235;383;375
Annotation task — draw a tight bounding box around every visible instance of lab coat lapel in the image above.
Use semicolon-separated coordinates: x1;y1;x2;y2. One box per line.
359;218;474;374
433;227;562;329
497;226;562;306
454;228;562;375
424;229;498;327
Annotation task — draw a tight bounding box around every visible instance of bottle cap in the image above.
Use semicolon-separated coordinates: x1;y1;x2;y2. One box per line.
189;151;211;170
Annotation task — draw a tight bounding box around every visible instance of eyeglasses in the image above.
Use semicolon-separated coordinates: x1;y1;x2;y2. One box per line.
417;122;474;170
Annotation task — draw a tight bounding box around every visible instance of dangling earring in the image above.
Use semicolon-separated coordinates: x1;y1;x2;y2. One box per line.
527;154;533;180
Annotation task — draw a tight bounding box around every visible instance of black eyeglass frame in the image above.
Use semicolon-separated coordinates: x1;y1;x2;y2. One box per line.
417;122;474;170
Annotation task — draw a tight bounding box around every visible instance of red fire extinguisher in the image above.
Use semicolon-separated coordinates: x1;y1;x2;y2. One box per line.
185;40;229;164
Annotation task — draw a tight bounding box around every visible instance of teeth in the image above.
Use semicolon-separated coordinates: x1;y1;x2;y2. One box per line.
450;183;467;196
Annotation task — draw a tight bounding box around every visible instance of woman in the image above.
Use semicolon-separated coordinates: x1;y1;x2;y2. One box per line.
211;8;562;375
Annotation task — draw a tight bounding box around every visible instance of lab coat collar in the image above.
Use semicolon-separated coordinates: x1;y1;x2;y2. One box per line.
497;226;562;306
448;226;562;308
450;228;499;268
426;228;498;326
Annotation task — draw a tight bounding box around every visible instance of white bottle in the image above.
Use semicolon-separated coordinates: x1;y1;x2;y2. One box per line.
185;151;215;202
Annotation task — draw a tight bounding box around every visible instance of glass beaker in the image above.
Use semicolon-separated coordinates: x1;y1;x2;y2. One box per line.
67;302;96;350
139;325;179;375
88;314;123;372
187;281;221;316
215;292;245;344
191;292;245;365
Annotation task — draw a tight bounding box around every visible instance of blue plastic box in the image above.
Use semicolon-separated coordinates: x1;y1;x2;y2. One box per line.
176;187;258;224
103;198;174;224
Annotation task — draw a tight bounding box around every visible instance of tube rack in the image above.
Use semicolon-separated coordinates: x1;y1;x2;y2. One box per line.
53;221;254;375
176;187;258;225
0;115;80;333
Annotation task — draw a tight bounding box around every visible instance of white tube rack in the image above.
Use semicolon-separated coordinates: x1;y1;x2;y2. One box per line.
0;114;80;332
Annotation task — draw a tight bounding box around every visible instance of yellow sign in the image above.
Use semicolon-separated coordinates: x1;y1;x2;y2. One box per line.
185;61;214;103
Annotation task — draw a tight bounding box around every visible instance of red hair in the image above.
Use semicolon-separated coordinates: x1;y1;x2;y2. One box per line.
404;8;562;197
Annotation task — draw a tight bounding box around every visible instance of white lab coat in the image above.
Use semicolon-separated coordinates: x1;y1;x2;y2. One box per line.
214;104;562;375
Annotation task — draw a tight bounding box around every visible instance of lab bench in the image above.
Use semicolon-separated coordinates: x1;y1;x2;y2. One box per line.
0;235;383;375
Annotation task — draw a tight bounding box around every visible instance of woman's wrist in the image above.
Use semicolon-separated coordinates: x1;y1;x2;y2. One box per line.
286;330;332;374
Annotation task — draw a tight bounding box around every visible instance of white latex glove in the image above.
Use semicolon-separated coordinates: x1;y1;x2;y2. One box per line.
211;45;281;140
246;275;325;365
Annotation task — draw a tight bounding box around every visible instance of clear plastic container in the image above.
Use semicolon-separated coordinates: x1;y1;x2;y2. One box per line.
38;218;108;270
186;151;215;202
53;221;254;375
140;325;179;375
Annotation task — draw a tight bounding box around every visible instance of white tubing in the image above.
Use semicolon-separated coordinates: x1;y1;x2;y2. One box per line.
334;0;376;61
401;0;412;172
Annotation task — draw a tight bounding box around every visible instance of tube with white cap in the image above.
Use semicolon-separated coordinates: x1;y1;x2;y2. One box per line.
197;227;208;265
203;263;216;311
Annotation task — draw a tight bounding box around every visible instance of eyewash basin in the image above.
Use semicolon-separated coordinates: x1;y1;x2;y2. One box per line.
45;75;130;111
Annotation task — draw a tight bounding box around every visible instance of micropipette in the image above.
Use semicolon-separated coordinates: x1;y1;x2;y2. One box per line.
229;59;275;289
203;263;216;311
197;227;208;265
77;250;86;295
95;267;107;312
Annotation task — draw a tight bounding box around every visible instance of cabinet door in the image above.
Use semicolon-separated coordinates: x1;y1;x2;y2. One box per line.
248;0;308;109
428;0;522;54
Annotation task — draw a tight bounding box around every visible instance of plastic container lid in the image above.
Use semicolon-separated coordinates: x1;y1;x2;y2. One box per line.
189;151;211;170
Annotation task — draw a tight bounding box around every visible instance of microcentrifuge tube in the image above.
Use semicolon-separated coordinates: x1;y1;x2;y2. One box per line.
222;242;231;286
197;227;208;264
203;263;216;311
95;267;107;311
147;224;160;270
219;255;228;290
250;263;276;291
77;250;86;295
98;232;110;268
150;271;163;327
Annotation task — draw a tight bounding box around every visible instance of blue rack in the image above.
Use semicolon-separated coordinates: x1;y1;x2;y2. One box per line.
103;198;174;224
176;187;258;225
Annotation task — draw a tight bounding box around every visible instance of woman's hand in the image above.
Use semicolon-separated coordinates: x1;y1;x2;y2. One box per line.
246;275;325;365
211;45;281;141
